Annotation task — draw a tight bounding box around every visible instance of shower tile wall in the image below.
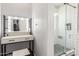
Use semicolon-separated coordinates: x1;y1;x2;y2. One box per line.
66;4;77;49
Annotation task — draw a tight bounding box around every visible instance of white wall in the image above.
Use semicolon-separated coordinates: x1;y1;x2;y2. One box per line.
0;4;1;35
0;3;1;55
32;3;56;56
47;3;56;56
1;3;32;18
32;3;48;56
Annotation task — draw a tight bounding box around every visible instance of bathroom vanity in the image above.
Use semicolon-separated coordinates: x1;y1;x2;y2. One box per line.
1;35;34;56
1;15;33;56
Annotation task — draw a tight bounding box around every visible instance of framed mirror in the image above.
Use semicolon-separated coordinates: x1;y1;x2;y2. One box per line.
3;15;32;36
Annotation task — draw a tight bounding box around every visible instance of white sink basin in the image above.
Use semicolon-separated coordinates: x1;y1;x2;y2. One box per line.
1;35;33;44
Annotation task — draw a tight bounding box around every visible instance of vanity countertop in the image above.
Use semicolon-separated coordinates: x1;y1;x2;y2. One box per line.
1;35;33;44
2;35;33;39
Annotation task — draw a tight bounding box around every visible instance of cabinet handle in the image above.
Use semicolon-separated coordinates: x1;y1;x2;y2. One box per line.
26;38;29;39
9;40;15;41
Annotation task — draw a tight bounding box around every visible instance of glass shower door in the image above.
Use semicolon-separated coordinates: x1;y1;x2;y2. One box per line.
54;4;66;56
54;3;77;56
64;3;77;55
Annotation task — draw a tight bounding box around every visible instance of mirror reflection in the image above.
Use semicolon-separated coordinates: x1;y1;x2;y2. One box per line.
7;16;31;32
4;16;32;36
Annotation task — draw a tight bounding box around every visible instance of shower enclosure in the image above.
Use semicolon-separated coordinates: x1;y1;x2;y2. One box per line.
54;3;77;56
